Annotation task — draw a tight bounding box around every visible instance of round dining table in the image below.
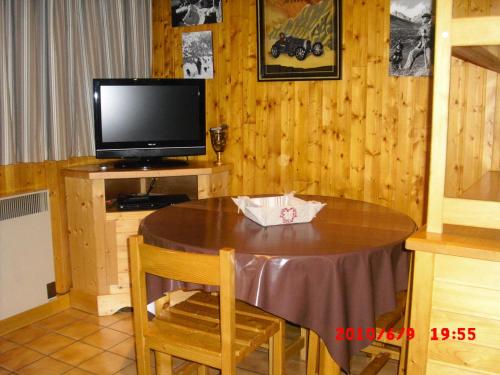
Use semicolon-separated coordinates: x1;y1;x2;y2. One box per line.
140;195;416;372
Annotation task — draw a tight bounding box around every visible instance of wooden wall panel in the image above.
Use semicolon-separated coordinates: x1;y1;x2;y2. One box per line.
445;61;495;196
493;74;500;170
152;0;433;225
0;157;100;294
427;252;500;373
445;0;500;197
2;0;497;300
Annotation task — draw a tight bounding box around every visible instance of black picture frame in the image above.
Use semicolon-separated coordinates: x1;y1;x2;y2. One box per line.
257;0;342;81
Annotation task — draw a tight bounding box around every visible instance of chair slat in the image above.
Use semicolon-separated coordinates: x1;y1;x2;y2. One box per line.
170;300;279;334
158;310;262;345
147;320;223;368
359;352;391;375
148;319;250;366
188;293;282;323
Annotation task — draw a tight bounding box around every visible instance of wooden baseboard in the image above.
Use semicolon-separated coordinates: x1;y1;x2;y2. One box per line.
70;289;131;316
0;294;70;336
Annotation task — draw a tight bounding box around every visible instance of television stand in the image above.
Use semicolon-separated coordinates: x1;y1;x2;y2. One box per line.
112;157;188;170
63;161;231;315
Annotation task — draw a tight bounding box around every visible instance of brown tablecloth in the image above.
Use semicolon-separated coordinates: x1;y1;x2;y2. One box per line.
140;196;416;371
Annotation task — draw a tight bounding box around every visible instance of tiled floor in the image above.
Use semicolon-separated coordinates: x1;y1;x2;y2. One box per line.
0;309;135;375
0;308;398;375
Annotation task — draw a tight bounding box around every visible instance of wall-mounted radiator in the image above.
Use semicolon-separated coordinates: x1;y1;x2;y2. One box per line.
0;190;55;320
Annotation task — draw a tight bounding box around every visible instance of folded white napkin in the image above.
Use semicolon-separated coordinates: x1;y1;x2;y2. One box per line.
232;193;325;227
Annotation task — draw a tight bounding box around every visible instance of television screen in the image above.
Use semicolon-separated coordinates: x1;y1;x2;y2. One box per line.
93;78;206;168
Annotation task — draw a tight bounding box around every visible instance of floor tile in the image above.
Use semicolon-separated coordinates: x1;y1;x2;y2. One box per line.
85;311;133;327
63;308;92;320
64;368;94;375
350;354;398;375
82;328;129;350
56;321;101;340
108;318;134;335
34;313;79;331
78;351;133;375
114;363;138;375
50;342;102;366
1;307;399;375
115;310;133;319
25;332;75;355
238;349;268;374
0;338;18;354
285;358;306;374
108;336;136;360
83;313;127;327
16;356;73;375
3;325;47;345
0;346;44;371
171;359;213;374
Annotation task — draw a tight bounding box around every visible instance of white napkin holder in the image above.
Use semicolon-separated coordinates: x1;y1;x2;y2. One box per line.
231;193;326;227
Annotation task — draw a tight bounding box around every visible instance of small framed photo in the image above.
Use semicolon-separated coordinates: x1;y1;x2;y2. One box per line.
257;0;342;81
182;31;214;79
389;0;434;77
171;0;223;27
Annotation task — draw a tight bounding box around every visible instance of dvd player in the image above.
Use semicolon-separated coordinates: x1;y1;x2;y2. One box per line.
116;194;190;211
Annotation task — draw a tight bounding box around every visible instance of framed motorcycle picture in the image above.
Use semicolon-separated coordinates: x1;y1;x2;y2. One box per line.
257;0;342;81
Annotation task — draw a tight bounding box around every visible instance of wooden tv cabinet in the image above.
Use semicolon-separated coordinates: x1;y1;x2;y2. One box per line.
63;161;231;315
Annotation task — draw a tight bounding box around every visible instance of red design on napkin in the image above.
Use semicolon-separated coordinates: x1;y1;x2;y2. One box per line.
280;207;298;224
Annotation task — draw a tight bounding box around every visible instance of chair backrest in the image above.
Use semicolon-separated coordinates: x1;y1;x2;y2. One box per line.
129;235;236;372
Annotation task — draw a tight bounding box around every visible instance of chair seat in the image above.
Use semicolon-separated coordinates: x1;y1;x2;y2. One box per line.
148;292;281;369
130;238;284;374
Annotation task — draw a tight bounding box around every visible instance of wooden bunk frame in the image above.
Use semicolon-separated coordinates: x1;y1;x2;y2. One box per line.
405;1;500;373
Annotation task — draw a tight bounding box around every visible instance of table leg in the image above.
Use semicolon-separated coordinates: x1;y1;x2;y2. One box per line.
300;327;308;361
306;330;319;375
319;339;341;375
269;318;285;375
155;352;173;374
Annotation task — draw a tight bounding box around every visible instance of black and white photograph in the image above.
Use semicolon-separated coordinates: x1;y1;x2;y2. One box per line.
171;0;222;27
182;31;214;79
389;0;434;77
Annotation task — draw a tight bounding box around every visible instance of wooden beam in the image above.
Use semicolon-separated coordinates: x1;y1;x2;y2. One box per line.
452;46;500;74
406;252;435;374
362;344;400;362
359;352;391;375
426;0;454;233
443;197;500;229
452;16;500;46
406;225;500;262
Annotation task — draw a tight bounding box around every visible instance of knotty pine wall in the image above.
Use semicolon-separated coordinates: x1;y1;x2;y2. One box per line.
445;61;499;197
444;1;500;197
0;158;98;294
153;0;432;226
3;0;498;295
445;0;500;197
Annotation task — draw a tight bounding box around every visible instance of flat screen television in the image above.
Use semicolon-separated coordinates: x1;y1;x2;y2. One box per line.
93;78;206;169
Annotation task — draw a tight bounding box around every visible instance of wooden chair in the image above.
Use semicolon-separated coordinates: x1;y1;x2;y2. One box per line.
305;290;409;375
129;235;284;375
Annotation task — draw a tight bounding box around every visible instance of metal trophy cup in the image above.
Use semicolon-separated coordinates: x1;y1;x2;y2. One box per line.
209;124;228;166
